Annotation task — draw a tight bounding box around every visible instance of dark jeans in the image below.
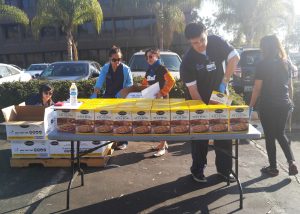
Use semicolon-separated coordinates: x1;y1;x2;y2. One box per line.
260;105;295;168
190;140;233;176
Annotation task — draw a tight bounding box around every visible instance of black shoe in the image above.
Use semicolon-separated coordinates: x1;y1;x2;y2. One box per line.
261;166;279;177
217;172;236;183
191;173;207;183
289;163;298;176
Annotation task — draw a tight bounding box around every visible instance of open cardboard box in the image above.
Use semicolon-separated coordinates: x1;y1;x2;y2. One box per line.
119;85;147;98
1;105;56;140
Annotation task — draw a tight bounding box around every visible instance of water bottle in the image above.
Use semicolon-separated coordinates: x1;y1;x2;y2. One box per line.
70;82;78;106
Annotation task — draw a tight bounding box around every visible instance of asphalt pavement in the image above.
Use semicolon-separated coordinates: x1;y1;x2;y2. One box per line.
0;133;299;214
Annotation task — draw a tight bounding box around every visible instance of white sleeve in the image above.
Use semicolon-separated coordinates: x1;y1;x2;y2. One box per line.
227;49;239;62
185;80;197;87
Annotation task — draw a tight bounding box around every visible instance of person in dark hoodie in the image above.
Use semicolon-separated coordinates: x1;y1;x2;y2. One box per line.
25;83;54;106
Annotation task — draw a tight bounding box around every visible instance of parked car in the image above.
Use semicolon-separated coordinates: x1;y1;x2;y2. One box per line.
232;48;298;103
38;61;100;81
128;50;182;79
10;64;24;71
0;63;32;84
25;63;50;78
231;48;262;97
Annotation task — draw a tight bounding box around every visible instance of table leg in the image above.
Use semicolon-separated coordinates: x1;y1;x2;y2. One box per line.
77;141;84;186
66;140;75;210
235;139;243;209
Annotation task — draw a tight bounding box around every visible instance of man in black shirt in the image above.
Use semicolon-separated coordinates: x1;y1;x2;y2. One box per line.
180;22;240;183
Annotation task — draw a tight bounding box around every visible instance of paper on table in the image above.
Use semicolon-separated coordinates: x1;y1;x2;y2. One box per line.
126;92;143;98
141;82;160;98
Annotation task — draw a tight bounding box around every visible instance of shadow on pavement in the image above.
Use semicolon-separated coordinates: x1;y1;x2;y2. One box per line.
60;174;291;214
0;148;72;200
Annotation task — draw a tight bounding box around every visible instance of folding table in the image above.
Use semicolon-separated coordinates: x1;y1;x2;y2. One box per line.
48;125;261;209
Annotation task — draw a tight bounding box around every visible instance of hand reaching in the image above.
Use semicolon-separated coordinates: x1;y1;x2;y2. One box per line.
218;82;227;93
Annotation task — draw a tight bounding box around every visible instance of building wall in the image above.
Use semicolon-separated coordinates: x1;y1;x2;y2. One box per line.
0;0;190;68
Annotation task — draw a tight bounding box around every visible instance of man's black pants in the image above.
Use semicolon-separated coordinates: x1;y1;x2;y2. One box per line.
190;140;233;176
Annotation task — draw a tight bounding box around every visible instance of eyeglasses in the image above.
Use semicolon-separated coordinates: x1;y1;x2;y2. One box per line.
44;91;53;95
111;58;121;62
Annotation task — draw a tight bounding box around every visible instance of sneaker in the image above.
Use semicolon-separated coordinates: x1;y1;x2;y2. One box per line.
289;163;298;176
217;172;236;183
261;166;279;176
116;144;127;150
191;172;207;183
153;148;166;157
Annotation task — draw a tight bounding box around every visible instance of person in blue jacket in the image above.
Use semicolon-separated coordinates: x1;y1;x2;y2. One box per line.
92;45;133;99
92;45;133;150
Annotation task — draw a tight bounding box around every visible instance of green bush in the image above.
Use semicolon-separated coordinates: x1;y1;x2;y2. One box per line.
0;78;245;122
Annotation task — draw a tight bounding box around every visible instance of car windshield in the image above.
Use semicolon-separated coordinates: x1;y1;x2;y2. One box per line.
240;50;261;67
160;55;181;71
40;63;88;77
129;54;181;72
129;55;148;71
27;64;48;71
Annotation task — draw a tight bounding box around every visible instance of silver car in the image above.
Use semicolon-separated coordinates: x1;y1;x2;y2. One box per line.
0;63;32;84
128;50;182;79
38;61;100;81
25;63;50;78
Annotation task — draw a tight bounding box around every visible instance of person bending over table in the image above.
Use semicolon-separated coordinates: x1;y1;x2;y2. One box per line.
92;45;133;150
141;48;175;157
180;22;240;183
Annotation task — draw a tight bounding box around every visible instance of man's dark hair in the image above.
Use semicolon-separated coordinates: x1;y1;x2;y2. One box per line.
184;22;207;40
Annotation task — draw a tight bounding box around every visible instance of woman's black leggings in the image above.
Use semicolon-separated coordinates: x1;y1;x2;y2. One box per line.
260;105;295;168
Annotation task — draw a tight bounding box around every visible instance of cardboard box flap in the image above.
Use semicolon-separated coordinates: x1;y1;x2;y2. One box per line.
119;85;147;98
2;121;44;125
2;105;46;122
15;106;45;121
1;105;17;122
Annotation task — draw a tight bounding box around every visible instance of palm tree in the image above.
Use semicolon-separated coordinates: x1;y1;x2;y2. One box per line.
32;0;103;61
115;0;202;49
0;0;29;25
213;0;294;47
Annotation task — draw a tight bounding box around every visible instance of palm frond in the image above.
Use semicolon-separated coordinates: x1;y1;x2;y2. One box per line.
0;4;29;25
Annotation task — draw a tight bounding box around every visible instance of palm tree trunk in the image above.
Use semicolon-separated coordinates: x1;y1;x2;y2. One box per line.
66;30;73;61
72;39;78;61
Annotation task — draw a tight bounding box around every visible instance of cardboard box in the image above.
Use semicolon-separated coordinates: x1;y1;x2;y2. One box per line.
119;85;147;98
112;105;133;135
56;109;76;133
229;106;249;132
75;106;94;134
189;104;210;134
209;105;229;133
94;104;115;135
170;104;189;135
48;141;111;158
151;105;170;135
132;105;152;135
2;105;56;140
10;140;50;158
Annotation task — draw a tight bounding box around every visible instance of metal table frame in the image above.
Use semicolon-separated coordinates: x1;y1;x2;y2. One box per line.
48;125;261;210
